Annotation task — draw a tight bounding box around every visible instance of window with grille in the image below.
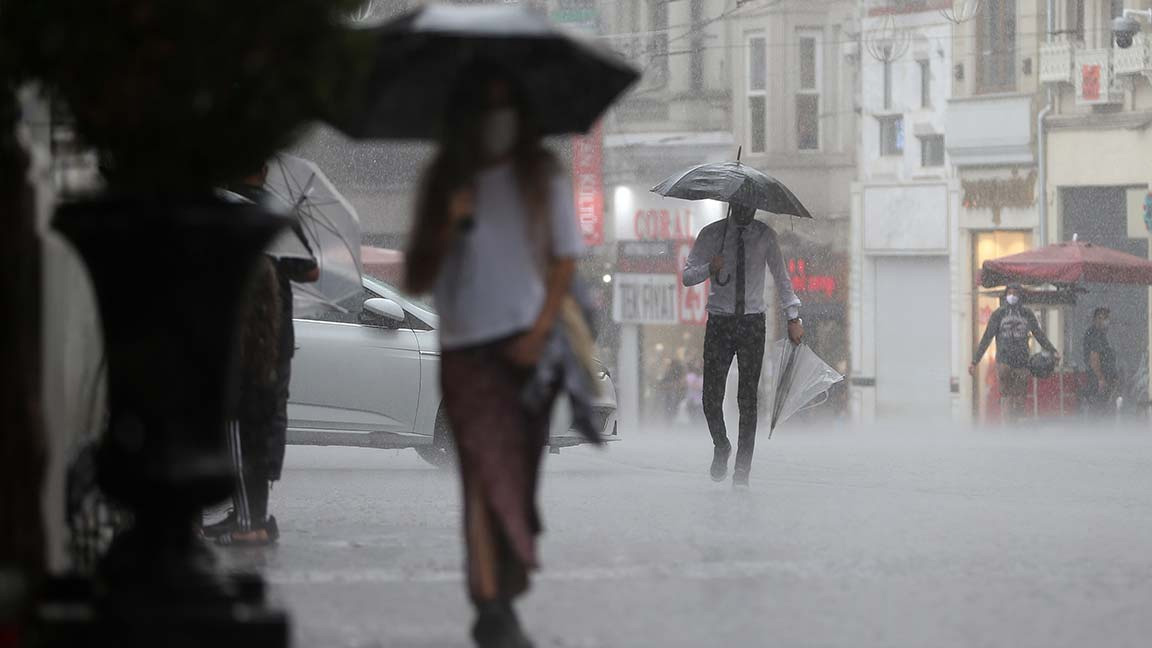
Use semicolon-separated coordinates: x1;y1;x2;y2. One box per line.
920;134;945;167
879;116;904;157
978;0;1017;93
796;30;821;151
747;35;767;153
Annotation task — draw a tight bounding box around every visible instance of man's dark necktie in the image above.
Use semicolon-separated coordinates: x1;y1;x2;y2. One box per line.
735;228;746;316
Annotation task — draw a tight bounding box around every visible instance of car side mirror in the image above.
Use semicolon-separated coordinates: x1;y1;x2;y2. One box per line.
363;298;406;326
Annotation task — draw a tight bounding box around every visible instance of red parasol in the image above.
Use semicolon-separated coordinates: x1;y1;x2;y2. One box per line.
981;240;1152;287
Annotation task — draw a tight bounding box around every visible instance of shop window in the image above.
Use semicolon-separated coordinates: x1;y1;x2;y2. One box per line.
796;30;822;150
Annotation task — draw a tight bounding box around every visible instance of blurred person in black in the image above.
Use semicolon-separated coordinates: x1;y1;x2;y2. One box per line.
1082;307;1118;416
218;256;282;545
205;164;319;545
970;284;1059;423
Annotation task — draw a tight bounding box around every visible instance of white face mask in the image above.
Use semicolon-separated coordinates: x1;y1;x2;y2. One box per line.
483;108;518;159
1005;294;1020;305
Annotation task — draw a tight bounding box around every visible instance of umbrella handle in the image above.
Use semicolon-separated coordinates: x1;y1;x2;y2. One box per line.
715;273;731;286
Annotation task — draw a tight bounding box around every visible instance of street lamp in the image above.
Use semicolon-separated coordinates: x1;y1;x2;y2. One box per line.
940;0;981;25
864;14;910;64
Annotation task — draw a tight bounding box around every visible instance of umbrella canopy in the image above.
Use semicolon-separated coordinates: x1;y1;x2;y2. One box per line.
766;340;844;436
331;4;639;139
650;161;813;219
980;240;1152;287
264;154;364;316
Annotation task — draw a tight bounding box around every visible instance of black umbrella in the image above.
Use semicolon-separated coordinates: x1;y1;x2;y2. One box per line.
650;159;813;219
650;154;812;285
330;4;639;139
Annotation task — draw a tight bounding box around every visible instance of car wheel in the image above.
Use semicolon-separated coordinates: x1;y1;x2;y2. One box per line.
415;407;456;469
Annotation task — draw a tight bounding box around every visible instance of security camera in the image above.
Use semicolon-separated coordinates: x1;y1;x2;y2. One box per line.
1114;15;1142;49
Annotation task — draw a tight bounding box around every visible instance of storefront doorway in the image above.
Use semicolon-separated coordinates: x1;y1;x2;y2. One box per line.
874;256;951;420
1061;187;1148;396
971;230;1032;420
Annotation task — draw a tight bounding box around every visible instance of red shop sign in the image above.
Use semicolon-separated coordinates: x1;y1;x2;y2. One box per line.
571;122;604;247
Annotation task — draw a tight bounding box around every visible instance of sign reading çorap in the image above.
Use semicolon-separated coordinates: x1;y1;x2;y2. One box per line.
612;273;678;324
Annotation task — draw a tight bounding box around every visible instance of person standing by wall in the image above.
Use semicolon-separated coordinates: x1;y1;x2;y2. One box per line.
970;284;1059;423
1082;307;1118;416
405;70;583;648
217;256;281;546
205;165;319;545
683;205;803;488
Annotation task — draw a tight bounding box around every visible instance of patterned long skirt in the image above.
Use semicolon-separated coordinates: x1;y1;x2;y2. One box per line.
440;339;555;601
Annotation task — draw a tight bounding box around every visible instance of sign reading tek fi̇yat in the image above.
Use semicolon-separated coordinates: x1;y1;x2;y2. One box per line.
612;273;678;324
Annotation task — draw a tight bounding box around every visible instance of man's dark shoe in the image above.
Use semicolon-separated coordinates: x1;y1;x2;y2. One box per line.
710;443;731;482
732;469;750;489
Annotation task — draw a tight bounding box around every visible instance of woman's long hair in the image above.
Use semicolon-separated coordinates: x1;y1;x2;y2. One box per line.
405;68;558;294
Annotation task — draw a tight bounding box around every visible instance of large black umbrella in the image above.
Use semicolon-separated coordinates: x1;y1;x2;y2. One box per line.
330;4;639;139
651;157;812;284
650;160;813;219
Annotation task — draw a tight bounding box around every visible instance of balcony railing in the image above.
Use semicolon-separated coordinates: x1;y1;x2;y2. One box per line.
1039;39;1076;85
1114;33;1152;77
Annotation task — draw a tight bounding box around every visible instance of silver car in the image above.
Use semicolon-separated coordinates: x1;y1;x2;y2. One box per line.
287;276;618;466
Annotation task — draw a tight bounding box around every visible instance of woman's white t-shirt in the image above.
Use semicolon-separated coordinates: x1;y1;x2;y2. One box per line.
434;163;585;351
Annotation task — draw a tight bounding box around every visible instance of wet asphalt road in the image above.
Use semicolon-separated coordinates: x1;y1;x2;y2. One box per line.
219;425;1152;648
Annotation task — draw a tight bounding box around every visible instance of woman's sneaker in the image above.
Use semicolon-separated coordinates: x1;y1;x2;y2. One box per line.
201;509;237;539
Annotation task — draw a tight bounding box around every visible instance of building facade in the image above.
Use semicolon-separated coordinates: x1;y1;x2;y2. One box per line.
850;1;960;422
726;0;858;396
947;0;1050;422
592;0;735;431
1039;0;1152;406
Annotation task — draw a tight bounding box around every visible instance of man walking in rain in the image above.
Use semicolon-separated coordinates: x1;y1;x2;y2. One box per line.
970;284;1059;423
204;164;320;545
683;204;803;487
